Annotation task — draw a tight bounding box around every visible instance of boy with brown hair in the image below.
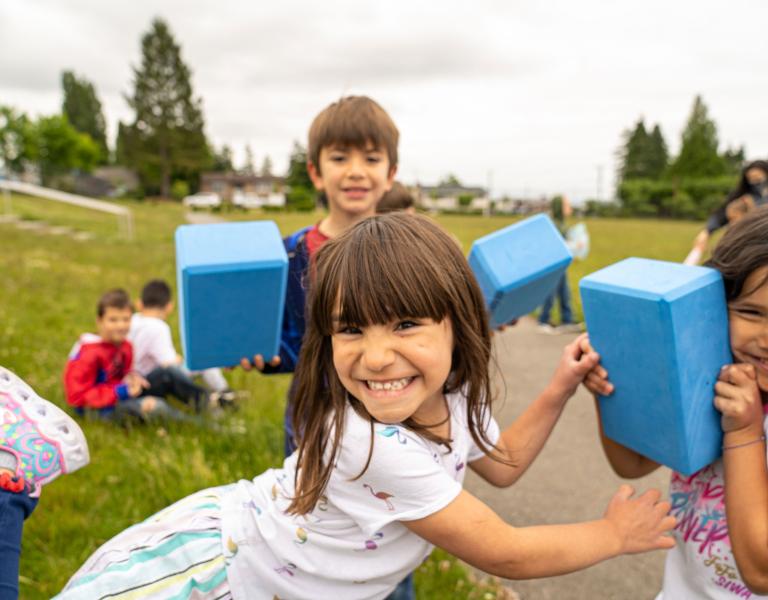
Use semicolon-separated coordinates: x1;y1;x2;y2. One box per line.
244;95;398;392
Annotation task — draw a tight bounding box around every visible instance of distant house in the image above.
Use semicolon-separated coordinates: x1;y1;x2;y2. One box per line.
200;172;287;207
414;184;487;212
494;197;550;215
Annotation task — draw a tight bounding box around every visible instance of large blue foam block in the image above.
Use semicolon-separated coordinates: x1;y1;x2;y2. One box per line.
580;258;731;475
175;221;288;370
468;214;573;327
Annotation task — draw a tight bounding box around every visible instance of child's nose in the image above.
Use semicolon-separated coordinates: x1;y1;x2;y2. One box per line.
346;156;365;178
361;339;396;372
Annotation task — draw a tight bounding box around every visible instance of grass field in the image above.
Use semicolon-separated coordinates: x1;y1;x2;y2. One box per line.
0;194;704;598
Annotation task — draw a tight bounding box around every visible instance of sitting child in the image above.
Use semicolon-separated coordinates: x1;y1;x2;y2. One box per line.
129;279;236;409
63;288;204;422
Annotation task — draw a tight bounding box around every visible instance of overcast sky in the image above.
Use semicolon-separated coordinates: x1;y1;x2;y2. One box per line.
2;0;766;201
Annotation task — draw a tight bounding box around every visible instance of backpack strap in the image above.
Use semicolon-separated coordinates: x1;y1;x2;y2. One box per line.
285;225;312;256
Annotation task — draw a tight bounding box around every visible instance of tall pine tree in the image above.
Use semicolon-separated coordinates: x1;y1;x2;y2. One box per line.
61;71;109;164
619;119;650;181
242;144;255;175
668;95;727;178
646;124;668;179
618;119;669;184
286;141;312;189
122;18;209;197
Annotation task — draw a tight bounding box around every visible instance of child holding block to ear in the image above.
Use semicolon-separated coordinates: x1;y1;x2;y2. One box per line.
586;206;768;598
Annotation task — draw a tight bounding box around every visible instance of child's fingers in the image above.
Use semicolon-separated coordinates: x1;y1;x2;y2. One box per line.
713;394;740;416
575;350;600;372
584;372;612;396
730;363;757;383
613;483;635;502
578;334;594;354
635;487;662;506
268;355;281;367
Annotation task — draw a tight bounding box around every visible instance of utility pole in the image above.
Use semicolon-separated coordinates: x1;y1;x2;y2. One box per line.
485;169;493;217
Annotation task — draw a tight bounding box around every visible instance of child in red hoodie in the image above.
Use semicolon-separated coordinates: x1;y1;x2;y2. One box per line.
64;289;202;422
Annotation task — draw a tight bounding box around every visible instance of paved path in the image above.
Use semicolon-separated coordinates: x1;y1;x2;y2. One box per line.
465;317;671;600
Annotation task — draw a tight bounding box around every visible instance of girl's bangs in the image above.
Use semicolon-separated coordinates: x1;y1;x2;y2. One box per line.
319;225;455;332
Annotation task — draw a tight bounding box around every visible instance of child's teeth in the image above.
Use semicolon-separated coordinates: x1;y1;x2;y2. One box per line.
368;378;410;391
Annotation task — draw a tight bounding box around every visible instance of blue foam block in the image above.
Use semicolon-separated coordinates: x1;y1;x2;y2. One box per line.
580;258;731;475
468;214;573;327
175;221;288;370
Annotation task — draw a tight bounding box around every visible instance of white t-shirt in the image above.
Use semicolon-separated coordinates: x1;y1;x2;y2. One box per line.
128;313;177;376
221;391;500;600
658;413;768;600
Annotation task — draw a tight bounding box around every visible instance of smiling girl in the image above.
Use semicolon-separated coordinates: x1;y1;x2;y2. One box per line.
52;213;674;599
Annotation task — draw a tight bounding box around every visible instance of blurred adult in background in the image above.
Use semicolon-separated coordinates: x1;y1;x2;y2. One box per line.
538;195;582;334
684;160;768;265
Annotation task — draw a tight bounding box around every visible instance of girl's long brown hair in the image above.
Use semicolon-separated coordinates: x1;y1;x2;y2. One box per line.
287;213;497;515
707;205;768;300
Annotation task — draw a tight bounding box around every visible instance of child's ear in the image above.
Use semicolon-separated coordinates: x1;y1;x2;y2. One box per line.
385;165;398;191
307;161;324;191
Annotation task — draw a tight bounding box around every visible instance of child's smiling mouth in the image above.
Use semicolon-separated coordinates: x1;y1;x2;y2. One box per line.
343;187;370;198
365;377;415;392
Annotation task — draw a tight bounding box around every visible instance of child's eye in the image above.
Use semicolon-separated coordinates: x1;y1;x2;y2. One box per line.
396;320;419;331
337;324;361;335
731;306;763;318
366;155;382;164
329;154;346;163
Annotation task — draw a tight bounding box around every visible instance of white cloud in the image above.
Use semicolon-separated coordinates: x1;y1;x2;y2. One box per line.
1;0;766;199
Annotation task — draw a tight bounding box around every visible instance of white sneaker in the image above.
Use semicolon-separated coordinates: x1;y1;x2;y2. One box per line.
537;323;558;335
0;366;90;496
557;323;584;334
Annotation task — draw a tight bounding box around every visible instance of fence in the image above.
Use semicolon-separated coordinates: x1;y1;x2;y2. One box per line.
0;180;134;240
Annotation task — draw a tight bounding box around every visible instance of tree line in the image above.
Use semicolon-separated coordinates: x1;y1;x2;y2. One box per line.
587;95;746;219
0;17;315;207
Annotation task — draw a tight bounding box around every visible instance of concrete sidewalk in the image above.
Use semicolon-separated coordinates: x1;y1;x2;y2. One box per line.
465;317;671;600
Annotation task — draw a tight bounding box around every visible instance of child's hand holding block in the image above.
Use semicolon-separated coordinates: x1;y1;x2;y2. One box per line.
468;214;573;328
580;258;732;475
175;221;288;371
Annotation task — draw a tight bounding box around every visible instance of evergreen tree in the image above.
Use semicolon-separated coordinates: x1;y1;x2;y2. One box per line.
122;18;210;197
618;119;650;181
285;141;312;189
212;144;233;172
647;125;668;179
437;173;462;187
668;95;727;178
243;144;255;175
260;154;273;177
61;71;109;164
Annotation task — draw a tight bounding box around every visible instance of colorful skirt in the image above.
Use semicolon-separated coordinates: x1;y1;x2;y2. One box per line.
56;486;233;600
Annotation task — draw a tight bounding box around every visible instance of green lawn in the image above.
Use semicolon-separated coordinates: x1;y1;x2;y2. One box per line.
0;195;703;598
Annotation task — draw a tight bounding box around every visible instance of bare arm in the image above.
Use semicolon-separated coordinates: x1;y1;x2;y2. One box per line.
471;335;599;487
403;487;675;580
594;398;660;478
718;365;768;594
